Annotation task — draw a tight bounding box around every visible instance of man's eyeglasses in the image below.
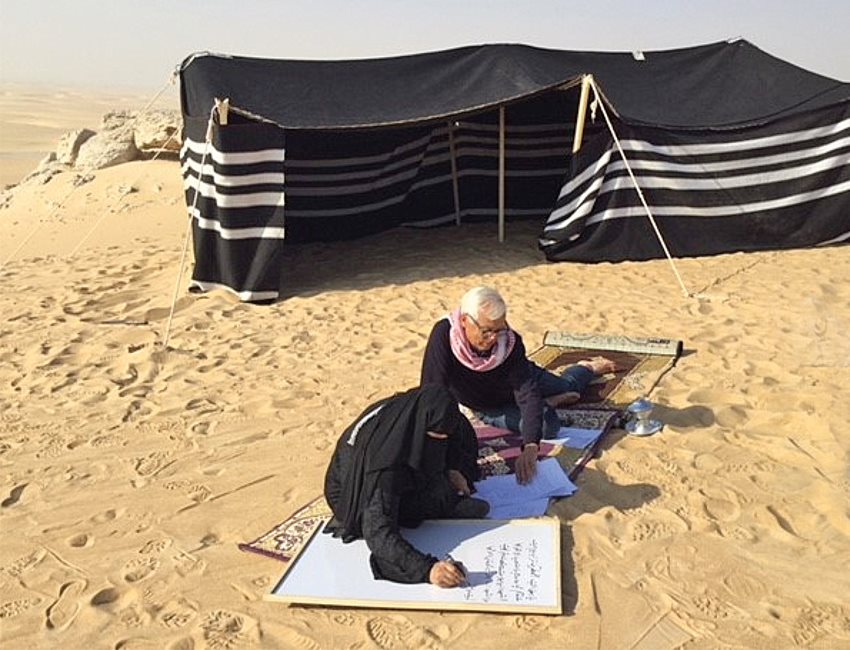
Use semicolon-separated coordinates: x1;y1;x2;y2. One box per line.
466;313;509;339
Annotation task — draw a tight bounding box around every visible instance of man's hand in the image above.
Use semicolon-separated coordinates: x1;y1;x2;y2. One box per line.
515;443;539;484
447;469;471;496
429;560;467;588
577;356;617;375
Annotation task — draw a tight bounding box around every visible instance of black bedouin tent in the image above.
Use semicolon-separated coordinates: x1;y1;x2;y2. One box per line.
179;40;850;302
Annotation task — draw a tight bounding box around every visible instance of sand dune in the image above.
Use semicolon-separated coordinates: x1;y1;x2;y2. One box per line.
0;83;178;188
1;86;849;649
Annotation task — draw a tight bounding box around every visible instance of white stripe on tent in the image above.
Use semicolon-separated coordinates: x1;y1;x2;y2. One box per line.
283;144;568;185
180;140;285;164
184;158;563;219
816;229;850;245
183;126;572;174
189;279;279;302
287;161;565;197
190;208;286;239
183;177;285;208
548;167;605;222
544;177;850;232
283;166;566;218
549;143;849;226
605;150;850;191
558;149;614;202
609;132;850;174
617;116;850;157
181;139;570;183
182;158;285;187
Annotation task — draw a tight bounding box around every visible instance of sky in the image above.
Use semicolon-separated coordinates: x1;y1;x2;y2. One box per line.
1;0;849;92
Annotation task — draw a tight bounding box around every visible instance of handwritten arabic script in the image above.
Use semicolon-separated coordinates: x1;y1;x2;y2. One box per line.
465;538;542;603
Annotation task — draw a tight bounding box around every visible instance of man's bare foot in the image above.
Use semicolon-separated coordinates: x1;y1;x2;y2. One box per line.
577;356;617;375
546;391;581;407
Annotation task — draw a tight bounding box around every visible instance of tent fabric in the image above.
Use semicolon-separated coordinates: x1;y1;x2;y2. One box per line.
182;118;286;302
180;91;600;301
179;40;850;302
540;103;850;261
180;40;850;129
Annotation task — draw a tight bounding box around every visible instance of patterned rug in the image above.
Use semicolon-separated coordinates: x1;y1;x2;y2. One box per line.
239;410;619;564
240;332;680;564
475;408;619;481
238;496;332;563
528;331;682;409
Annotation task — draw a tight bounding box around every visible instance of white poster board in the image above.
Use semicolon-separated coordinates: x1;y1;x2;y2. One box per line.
267;518;561;614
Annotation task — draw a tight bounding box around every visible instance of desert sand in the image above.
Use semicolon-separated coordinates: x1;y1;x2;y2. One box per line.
1;85;849;650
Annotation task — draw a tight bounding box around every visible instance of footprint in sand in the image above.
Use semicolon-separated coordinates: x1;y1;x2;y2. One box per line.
66;532;93;548
90;508;122;524
196;609;262;648
0;597;41;620
138;538;172;555
122;556;159;583
510;615;549;632
2;548;48;578
722;571;768;601
366;615;444;650
172;552;206;578
689;589;748;624
276;625;323;650
718;525;758;542
699;487;742;523
1;483;28;507
45;579;87;631
626;515;689;544
90;587;122;608
132;452;170;477
118;603;149;629
156;598;198;629
791;604;850;646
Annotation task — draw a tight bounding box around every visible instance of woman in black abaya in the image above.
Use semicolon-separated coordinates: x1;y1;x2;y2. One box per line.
324;384;488;587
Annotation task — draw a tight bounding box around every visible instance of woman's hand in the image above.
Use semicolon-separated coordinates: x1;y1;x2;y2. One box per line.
429;560;467;588
447;469;471;496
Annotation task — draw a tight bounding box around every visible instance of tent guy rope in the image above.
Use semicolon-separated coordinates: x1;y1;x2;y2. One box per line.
0;75;176;271
586;75;692;298
68;126;182;258
161;102;218;349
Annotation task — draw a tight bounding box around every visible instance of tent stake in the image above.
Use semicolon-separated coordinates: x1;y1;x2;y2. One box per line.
498;106;506;242
447;121;461;226
587;77;691;298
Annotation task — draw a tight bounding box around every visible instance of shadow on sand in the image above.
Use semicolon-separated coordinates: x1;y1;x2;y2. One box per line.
277;220;550;299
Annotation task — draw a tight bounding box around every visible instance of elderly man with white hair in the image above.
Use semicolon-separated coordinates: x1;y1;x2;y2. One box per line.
420;286;615;484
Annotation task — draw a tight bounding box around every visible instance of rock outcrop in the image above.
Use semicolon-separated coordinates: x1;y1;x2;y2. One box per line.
1;108;183;206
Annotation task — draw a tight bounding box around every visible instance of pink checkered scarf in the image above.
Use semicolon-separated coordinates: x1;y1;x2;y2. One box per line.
447;308;516;372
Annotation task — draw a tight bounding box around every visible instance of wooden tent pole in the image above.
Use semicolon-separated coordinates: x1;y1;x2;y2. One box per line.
572;74;591;153
447;121;461;225
498;106;506;242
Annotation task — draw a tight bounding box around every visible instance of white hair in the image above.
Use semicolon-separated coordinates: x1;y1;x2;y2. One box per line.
460;286;506;320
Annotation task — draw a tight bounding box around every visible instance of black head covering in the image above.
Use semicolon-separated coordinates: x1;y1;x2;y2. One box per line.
327;384;478;541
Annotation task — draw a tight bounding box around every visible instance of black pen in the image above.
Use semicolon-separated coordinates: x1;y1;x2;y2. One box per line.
444;553;468;587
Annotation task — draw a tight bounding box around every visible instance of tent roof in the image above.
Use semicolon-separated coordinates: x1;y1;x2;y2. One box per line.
180;39;850;130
